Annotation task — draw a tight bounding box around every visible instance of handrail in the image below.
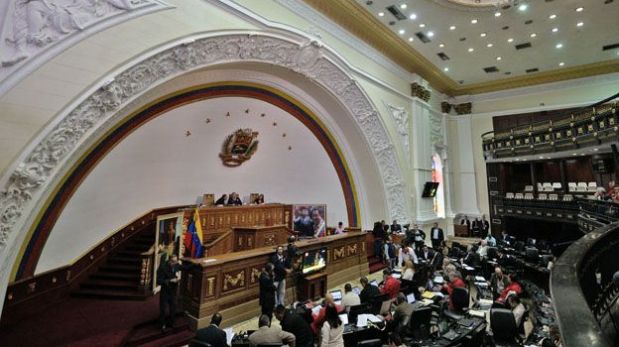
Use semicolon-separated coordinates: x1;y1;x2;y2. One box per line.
551;221;619;347
481;92;619;140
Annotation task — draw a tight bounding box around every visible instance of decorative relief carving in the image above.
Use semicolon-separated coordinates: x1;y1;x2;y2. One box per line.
0;0;170;86
347;243;358;256
411;83;431;102
223;270;245;291
383;102;410;161
429;112;444;147
0;32;410;261
250;267;262;285
333;246;346;261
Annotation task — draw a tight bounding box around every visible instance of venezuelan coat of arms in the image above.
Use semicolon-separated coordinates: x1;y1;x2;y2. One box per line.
219;129;259;167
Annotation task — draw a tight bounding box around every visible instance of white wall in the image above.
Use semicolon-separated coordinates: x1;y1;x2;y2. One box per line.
37;96;348;273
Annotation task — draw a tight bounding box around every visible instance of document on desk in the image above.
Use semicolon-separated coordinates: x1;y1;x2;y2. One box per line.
475;276;486;282
468;309;486;318
356;314;381;327
463;264;475;271
224;328;235;346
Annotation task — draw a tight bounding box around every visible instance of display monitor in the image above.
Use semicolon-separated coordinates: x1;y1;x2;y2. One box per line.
301;247;327;275
421;182;440;198
330;290;342;303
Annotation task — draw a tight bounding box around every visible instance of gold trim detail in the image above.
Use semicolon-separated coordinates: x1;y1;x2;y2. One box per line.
303;0;619;96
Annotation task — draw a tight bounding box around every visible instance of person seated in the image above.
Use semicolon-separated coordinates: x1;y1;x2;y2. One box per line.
442;272;466;310
227;192;242;206
214;194;227;206
497;273;522;303
489;266;510;300
419;245;434;262
249;314;296;347
359;276;380;304
380;269;401;299
334;222;345;234
195;312;228;347
388;332;407;347
388;293;417;336
401;260;415;281
506;293;526;327
341;283;360;309
390;220;402;234
275;305;314;347
320;305;344;347
253;194;265;205
477;240;489;258
484;233;497;247
311;293;344;334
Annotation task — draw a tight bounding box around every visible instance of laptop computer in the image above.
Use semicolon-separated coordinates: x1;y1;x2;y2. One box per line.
352;286;361;295
330;289;343;305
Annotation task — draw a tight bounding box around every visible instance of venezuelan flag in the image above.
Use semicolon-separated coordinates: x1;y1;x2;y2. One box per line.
183;209;204;258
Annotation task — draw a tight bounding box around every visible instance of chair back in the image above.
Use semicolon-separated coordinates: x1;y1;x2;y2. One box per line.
490;308;518;341
452;287;470;312
189;340;212;347
409;306;432;340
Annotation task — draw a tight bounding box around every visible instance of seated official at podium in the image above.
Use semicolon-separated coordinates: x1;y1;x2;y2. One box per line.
215;194;228;206
227;192;242;206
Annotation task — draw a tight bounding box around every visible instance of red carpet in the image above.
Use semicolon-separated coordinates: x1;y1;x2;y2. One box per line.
0;295;192;347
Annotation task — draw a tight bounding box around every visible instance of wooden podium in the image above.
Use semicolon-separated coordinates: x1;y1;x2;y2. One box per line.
454;224;470;237
297;272;327;302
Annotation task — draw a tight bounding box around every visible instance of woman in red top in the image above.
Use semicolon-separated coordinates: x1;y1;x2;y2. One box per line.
380;269;401;299
442;272;466;309
311;293;344;334
497;273;522;303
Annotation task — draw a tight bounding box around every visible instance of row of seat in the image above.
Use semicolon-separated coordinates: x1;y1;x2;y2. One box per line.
505;192;574;201
523;182;598;193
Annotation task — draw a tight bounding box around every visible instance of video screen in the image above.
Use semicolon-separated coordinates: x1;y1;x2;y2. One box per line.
302;247;327;275
422;182;439;198
293;204;327;238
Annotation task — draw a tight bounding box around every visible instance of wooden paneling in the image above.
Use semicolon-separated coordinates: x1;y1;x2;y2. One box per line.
180;232;369;329
233;225;288;252
492;107;582;133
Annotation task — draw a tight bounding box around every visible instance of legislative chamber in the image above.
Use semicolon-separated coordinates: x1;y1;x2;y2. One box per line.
0;0;618;347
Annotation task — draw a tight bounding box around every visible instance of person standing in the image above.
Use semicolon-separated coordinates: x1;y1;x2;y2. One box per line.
157;255;181;331
430;222;444;249
390;220;402;234
412;226;426;251
271;246;291;306
359;276;380;304
460;215;471;235
275;305;314;347
259;263;277;319
481;215;490;238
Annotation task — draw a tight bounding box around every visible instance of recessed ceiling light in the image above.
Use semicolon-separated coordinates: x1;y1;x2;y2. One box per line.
419;23;426;28
398;29;405;35
487;43;493;48
439;43;445;48
576;7;584;12
471;19;478;24
449;25;456;30
577;21;584;27
552;27;559;33
495;12;501;17
468;47;474;52
480;32;487;37
559;62;565;66
549;14;557;19
378;12;384;17
409;13;417;20
400;3;407;9
496;56;502;61
530;33;537;38
408;37;414;42
444;67;449;72
427;31;434;37
518;4;528;11
508;38;514;43
556;43;563;49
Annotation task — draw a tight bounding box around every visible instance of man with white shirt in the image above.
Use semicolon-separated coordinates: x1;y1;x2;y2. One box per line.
341;283;360;309
430;222;444;249
398;243;418;267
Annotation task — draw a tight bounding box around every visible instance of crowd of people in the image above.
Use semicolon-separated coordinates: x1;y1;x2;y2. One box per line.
190;219;556;347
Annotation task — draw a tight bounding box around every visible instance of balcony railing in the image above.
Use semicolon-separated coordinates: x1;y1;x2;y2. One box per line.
482;94;618;160
551;220;619;347
492;196;579;222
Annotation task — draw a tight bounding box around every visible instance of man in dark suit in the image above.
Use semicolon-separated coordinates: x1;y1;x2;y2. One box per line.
259;263;277;319
430;222;444;249
157;255;181;331
481;215;490;238
274;305;313;347
214;194;227;206
195;313;228;347
419;245;434;262
359;276;380;304
271;246;291;306
390;220;402;234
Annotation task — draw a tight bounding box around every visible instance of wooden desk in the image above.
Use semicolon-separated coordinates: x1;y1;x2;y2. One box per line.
180;232;369;329
233;225;288;251
454;224;470;237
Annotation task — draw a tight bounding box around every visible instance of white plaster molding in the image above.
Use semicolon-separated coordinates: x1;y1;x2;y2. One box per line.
208;0;414;102
382;102;410;162
0;31;412;301
0;0;173;95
